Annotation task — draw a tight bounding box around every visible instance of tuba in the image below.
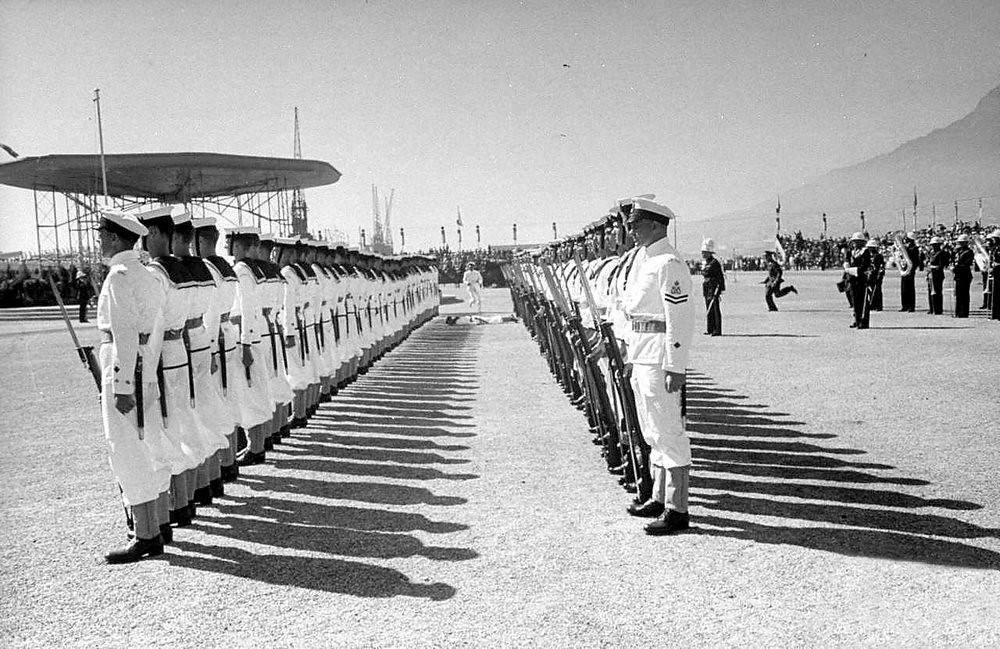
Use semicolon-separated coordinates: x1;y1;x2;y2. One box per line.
893;233;914;277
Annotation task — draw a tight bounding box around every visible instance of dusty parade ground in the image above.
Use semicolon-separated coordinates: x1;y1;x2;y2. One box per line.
1;271;999;648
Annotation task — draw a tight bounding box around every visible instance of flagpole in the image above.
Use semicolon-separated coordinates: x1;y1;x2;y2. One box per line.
93;89;108;197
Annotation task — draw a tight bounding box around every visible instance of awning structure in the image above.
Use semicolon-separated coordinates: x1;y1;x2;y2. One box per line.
0;152;341;200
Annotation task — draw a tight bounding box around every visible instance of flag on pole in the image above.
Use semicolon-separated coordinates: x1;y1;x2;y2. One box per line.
456;206;463;228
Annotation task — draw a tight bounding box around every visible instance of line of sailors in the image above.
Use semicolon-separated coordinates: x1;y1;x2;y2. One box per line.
842;230;1000;328
94;206;439;564
505;197;695;536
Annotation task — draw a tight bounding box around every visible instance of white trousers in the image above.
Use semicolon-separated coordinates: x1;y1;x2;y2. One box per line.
100;344;171;506
629;364;691;469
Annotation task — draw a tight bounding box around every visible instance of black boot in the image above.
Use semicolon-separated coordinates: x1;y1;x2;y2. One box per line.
194;486;213;507
644;510;690;535
627;499;665;518
105;535;164;564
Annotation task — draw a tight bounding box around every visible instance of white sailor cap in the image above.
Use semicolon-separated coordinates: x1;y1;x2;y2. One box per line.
170;206;192;226
134;205;173;223
626;197;676;224
850;231;866;242
258;232;278;243
226;226;260;237
865;239;879;248
275;237;298;246
96;209;149;237
192;216;217;230
701;238;716;253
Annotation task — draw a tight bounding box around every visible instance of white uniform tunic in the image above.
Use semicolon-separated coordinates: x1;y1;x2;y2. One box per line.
232;260;274;428
622;236;694;469
97;250;172;506
281;264;314;391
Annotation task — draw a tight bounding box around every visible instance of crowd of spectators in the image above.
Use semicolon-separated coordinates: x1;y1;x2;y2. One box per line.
0;262;96;309
733;220;998;272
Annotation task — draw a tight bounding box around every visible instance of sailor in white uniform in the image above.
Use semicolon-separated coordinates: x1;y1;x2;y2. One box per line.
95;210;172;563
621;197;695;536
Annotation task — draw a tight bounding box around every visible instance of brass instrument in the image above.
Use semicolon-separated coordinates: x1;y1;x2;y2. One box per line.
893;233;914;277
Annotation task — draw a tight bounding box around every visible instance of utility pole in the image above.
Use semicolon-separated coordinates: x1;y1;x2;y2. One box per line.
93;89;108;198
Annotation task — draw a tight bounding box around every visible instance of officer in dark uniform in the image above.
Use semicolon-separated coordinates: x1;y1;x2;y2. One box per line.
844;232;871;328
988;231;1000;320
899;232;923;312
866;239;885;312
926;237;950;315
952;234;975;318
762;250;796;311
700;238;724;336
75;270;92;322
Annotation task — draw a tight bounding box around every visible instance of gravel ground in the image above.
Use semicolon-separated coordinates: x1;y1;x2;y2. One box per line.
1;271;998;648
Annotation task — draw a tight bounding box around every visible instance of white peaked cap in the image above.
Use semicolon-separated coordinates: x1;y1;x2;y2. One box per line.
97;209;149;237
192;217;217;229
701;238;716;253
258;232;278;242
630;197;677;220
850;232;866;241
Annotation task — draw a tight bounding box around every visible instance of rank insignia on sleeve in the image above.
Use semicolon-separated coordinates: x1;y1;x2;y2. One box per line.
664;280;688;304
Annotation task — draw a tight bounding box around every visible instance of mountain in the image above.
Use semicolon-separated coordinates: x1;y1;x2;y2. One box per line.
685;84;1000;253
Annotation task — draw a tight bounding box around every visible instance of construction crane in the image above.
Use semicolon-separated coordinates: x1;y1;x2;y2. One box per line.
384;188;395;251
290;107;309;236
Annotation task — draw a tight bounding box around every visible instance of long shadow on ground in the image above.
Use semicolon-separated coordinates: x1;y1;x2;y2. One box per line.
165;322;483;599
686;371;1000;570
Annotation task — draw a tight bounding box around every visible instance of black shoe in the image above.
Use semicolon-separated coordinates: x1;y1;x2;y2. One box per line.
290;417;308;429
849;323;858;328
195;486;213;507
221;464;237;483
899;308;908;312
710;333;721;337
210;478;225;498
159;524;174;545
105;535;163;564
627;499;665;518
280;425;291;439
644;510;690;536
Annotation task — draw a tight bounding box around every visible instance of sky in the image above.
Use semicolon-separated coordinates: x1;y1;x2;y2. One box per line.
1;0;999;255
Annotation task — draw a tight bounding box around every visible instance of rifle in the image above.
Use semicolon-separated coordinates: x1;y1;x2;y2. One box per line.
571;252;646;491
48;275;101;392
217;329;228;396
541;260;620;467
